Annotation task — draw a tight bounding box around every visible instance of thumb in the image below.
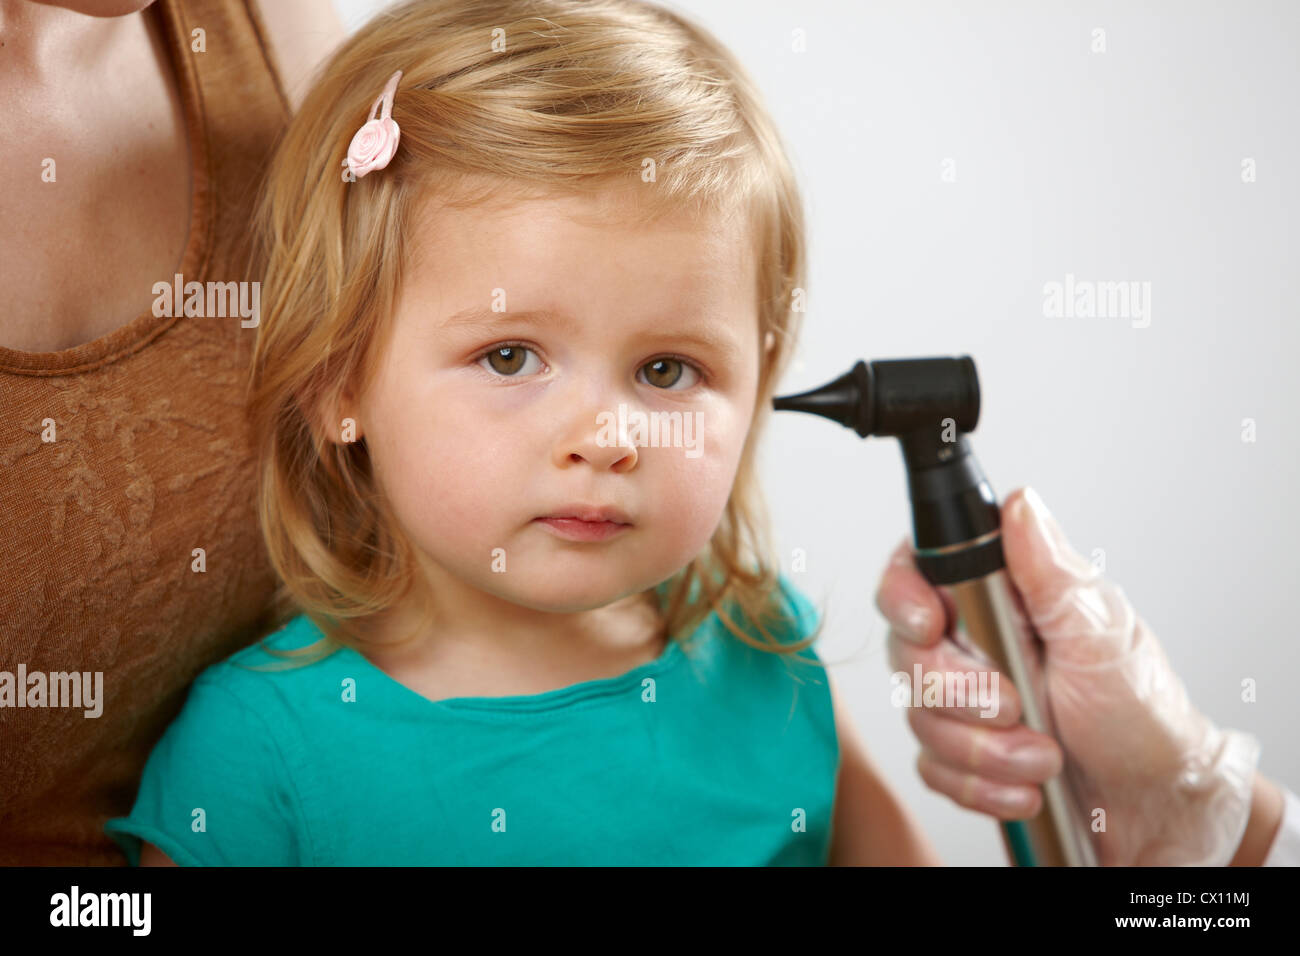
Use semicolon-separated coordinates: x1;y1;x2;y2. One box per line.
1001;486;1140;667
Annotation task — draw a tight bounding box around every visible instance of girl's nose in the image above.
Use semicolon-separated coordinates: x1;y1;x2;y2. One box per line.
552;394;639;473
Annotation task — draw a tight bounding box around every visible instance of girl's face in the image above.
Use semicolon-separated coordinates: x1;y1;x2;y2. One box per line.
345;185;764;617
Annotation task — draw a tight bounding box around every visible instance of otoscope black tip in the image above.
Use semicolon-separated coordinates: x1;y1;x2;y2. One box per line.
770;359;874;437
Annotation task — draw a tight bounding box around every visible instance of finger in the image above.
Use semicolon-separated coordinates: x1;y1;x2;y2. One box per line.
1001;487;1141;667
887;626;1025;728
916;747;1044;821
905;707;1063;786
875;536;950;647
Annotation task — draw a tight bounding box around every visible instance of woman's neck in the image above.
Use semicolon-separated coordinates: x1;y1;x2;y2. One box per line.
0;1;138;78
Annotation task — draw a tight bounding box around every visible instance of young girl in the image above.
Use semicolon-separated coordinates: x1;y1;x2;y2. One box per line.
104;0;939;866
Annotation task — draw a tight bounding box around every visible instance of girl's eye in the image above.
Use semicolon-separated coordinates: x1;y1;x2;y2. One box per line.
478;344;544;377
639;357;701;390
475;346;701;389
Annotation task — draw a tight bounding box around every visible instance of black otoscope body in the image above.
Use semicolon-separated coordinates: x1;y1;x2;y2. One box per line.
773;357;1098;867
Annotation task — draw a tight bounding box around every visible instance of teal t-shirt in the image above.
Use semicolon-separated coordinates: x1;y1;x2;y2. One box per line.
104;575;839;865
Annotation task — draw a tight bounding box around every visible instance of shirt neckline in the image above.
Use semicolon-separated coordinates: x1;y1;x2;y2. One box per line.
0;0;214;375
336;631;687;714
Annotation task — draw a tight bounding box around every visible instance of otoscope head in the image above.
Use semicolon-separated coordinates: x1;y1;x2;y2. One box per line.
772;356;998;572
771;356;981;438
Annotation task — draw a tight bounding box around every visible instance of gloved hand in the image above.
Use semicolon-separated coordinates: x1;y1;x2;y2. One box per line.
877;486;1261;866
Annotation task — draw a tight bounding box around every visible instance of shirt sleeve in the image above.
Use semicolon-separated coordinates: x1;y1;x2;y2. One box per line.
103;674;308;866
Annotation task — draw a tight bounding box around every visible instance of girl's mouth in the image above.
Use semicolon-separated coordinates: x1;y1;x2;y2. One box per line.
532;517;632;542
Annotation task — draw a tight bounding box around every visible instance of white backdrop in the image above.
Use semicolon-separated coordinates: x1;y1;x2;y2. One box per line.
330;0;1300;865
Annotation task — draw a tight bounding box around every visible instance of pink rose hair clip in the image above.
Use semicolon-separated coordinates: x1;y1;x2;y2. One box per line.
343;70;403;180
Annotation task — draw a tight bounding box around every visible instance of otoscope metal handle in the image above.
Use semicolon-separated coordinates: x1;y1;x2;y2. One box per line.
920;539;1099;867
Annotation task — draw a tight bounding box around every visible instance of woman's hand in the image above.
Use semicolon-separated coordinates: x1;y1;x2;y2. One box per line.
877;486;1262;866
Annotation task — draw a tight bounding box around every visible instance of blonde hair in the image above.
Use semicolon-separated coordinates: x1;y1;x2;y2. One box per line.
244;0;825;674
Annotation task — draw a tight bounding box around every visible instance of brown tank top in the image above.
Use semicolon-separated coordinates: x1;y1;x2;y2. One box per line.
0;0;291;864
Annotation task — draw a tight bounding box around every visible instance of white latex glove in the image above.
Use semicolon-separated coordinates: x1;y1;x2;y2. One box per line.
877;486;1261;866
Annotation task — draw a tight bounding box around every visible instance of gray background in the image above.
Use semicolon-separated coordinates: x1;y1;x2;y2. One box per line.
332;0;1299;865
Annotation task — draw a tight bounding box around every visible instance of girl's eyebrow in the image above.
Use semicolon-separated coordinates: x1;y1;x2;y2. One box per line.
442;306;575;334
441;306;742;361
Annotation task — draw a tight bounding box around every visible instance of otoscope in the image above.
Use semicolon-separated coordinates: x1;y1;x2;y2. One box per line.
772;357;1099;867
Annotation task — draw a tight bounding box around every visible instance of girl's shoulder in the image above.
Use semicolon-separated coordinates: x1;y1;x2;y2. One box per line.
103;618;324;866
211;613;339;674
725;572;826;656
186;614;342;716
772;572;822;639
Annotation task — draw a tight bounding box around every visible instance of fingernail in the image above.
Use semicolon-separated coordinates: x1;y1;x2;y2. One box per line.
1022;486;1057;540
990;786;1037;815
1020;486;1093;577
897;604;931;643
1005;744;1060;778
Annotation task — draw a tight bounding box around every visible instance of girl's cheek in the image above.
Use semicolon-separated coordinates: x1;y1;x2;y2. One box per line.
690;397;749;464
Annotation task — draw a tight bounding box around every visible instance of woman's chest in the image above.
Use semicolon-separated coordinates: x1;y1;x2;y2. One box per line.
0;12;191;353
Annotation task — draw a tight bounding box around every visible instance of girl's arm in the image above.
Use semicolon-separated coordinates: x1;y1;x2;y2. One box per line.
827;670;944;866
